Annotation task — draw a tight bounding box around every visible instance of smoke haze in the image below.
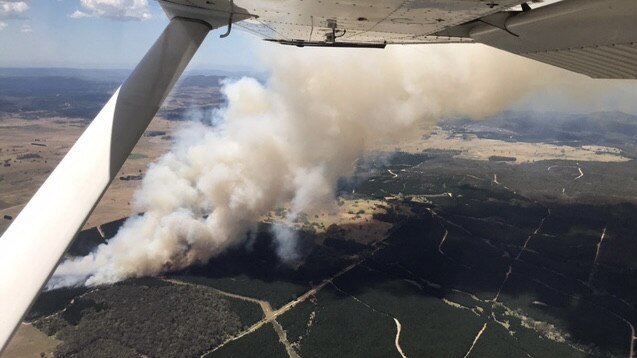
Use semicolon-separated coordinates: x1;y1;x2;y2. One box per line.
49;44;597;288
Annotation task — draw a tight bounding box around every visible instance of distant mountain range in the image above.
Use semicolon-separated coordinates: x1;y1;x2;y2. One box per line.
0;67;264;83
0;69;243;120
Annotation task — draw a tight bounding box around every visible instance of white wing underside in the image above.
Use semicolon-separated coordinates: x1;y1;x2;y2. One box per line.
165;0;525;44
163;0;637;78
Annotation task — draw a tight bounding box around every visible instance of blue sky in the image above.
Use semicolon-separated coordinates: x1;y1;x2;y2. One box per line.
0;1;263;70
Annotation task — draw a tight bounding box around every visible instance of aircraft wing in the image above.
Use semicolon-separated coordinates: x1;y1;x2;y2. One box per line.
436;0;637;79
163;0;637;78
165;0;523;46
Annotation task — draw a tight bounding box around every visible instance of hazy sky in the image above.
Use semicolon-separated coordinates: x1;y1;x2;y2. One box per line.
0;0;263;69
1;0;635;114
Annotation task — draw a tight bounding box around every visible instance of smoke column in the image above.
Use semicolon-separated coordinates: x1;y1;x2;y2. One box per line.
49;44;589;288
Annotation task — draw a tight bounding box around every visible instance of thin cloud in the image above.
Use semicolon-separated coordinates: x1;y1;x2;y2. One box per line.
0;21;7;30
70;0;151;21
0;1;29;19
69;10;89;19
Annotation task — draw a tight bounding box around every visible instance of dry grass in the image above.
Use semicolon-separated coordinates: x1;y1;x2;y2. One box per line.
0;116;178;235
0;323;59;358
378;130;630;164
264;199;393;244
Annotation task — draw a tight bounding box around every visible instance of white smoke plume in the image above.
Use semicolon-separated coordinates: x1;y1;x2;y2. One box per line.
49;44;589;288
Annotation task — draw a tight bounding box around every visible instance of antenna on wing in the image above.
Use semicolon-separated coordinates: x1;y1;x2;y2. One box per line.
220;0;234;38
325;19;346;44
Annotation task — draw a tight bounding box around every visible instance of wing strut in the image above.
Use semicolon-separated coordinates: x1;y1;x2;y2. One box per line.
0;16;218;351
